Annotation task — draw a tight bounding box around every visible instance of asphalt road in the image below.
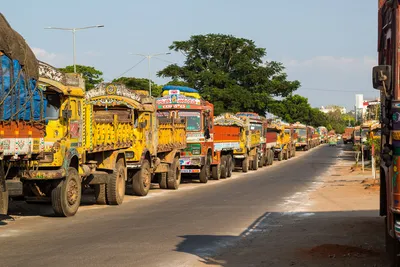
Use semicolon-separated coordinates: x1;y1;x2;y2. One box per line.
0;145;339;267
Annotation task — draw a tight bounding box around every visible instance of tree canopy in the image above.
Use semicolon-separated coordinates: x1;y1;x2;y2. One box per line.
112;77;162;97
158;34;300;115
59;65;103;90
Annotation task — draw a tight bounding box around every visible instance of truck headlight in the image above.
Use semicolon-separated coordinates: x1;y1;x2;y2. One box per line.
192;149;201;155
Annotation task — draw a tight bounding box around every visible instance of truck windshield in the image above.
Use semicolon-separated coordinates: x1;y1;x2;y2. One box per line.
45;93;61;120
250;123;263;132
361;129;369;138
354;131;361;137
295;129;306;136
178;111;201;131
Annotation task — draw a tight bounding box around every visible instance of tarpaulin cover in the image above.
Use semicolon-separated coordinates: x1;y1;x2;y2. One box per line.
162;85;199;93
0;13;38;80
0;54;45;121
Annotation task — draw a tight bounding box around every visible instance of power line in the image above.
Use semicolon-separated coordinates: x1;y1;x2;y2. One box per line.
299;87;377;93
114;58;146;80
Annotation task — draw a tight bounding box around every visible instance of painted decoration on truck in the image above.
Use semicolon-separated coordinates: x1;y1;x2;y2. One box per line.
214;113;247;127
156;95;200;105
86;83;142;102
0;138;32;156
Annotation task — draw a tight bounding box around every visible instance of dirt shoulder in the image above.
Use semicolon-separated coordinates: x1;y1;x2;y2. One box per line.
194;145;388;267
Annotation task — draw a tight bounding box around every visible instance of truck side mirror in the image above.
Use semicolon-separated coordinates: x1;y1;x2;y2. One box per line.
138;120;147;129
372;65;391;90
204;127;211;139
62;109;72;119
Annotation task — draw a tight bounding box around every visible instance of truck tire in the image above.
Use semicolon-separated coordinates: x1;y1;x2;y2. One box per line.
259;154;265;168
263;152;268;166
242;158;249;173
199;155;210;183
51;167;81;217
167;157;181;189
94;184;107;205
278;151;283;161
132;159;151;196
0;187;8;215
106;158;126;205
386;217;400;267
252;156;258;170
211;164;221;180
227;155;233;178
283;150;288;160
292;148;296;157
159;173;168;189
220;155;228;178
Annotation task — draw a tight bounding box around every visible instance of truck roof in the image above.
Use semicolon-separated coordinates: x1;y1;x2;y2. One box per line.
87;83;155;111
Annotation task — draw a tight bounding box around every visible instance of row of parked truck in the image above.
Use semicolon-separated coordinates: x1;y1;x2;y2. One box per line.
0;14;324;217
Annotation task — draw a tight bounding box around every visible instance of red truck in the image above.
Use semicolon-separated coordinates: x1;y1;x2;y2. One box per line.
373;1;400;265
156;86;238;182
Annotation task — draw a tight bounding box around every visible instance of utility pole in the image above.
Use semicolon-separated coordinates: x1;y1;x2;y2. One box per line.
45;25;104;73
129;52;171;95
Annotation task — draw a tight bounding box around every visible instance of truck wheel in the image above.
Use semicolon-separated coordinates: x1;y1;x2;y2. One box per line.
132;159;151;196
0;166;8;215
211;164;221;180
242;158;249;173
159;173;168;189
278;151;283;161
220;155;228;178
283;150;288;160
386;217;400;267
94;184;107;205
0;187;8;215
252;156;258;170
107;158;126;205
51;167;81;217
292;148;296;157
227;155;233;178
199;155;210;183
167;157;181;189
263;152;268;166
259;154;265;168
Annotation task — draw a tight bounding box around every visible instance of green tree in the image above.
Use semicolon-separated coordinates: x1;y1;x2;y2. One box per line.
112;77;162;97
158;34;300;115
59;65;103;90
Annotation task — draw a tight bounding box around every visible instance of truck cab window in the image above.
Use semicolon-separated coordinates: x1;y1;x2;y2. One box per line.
45;93;61;120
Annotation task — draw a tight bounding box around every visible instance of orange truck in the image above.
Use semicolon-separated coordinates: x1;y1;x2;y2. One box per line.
373;1;400;265
156;86;237;182
342;127;354;144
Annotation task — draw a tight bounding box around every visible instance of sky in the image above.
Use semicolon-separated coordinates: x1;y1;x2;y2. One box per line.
2;0;379;111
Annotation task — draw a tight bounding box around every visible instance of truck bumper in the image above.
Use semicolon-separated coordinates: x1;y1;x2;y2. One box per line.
179;156;204;174
22;169;66;180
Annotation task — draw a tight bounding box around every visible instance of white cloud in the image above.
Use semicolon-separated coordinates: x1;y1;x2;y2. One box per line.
32;47;68;67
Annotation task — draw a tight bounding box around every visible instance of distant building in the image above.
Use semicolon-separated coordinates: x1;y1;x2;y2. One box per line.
319;105;347;114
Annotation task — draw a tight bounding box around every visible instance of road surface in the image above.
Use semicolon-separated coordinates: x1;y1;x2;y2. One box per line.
0;146;342;267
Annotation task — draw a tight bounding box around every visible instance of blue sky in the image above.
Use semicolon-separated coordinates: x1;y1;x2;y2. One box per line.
2;0;379;110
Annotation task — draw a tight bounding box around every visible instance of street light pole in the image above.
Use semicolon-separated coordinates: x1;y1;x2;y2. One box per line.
130;52;171;96
45;25;104;73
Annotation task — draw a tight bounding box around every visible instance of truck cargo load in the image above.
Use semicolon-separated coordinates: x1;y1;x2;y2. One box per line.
0;13;45;215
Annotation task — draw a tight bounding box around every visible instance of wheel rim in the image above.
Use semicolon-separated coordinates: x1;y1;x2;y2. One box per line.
67;178;79;206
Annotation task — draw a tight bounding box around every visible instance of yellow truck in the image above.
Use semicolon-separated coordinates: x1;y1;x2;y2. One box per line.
235;112;263;172
270;121;294;161
4;62;186;217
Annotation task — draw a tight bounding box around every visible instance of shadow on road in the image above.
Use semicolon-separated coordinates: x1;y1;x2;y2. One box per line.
175;210;390;267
